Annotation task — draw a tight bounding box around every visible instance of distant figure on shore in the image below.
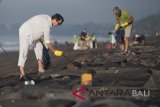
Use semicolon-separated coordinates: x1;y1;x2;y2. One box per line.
155;31;160;37
106;32;116;49
80;28;87;41
79;28;90;50
113;6;134;55
90;33;97;49
72;35;81;50
132;34;145;45
0;42;7;53
132;34;140;45
18;13;64;82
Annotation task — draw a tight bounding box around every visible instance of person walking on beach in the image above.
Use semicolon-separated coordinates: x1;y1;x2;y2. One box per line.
113;6;134;55
18;13;64;81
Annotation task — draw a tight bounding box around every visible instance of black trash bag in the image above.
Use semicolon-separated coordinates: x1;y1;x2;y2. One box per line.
41;42;51;70
115;27;125;43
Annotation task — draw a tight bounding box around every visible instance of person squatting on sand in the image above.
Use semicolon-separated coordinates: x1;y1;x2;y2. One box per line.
79;28;90;50
113;6;134;55
18;13;64;80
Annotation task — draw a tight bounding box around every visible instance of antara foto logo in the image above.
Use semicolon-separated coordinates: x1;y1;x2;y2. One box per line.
72;87;87;101
72;87;150;100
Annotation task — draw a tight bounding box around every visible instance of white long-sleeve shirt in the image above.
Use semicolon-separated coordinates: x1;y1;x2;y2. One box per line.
19;14;52;43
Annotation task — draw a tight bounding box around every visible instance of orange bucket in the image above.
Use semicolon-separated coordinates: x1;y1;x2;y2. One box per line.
81;73;92;86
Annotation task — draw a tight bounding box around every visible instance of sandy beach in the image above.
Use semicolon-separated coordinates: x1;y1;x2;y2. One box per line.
0;37;160;107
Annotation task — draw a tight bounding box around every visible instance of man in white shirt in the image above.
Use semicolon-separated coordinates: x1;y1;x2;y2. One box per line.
18;13;64;80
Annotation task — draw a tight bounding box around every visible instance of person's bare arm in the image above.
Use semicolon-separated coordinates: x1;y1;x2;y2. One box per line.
47;43;63;56
115;18;120;31
47;43;56;52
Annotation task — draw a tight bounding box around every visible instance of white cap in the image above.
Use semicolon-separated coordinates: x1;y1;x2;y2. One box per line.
135;34;139;38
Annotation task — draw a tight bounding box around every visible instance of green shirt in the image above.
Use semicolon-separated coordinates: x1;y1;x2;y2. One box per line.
91;35;96;41
72;36;79;44
108;34;112;42
116;9;133;24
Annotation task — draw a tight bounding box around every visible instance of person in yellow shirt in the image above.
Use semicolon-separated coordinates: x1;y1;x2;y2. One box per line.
113;6;134;55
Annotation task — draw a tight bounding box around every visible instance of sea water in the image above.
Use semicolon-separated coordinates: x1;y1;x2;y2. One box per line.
0;35;107;53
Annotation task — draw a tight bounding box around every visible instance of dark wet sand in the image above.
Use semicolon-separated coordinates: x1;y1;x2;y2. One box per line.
0;38;160;107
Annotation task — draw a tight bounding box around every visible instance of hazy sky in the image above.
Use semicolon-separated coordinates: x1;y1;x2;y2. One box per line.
0;0;160;25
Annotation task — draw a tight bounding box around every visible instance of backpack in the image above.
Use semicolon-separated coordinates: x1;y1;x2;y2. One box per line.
115;27;125;43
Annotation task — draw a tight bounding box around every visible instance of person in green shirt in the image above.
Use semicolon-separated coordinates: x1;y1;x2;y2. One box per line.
113;6;134;55
72;35;81;50
90;33;97;48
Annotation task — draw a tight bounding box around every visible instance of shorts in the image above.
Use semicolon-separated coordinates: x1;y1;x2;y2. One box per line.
124;24;133;37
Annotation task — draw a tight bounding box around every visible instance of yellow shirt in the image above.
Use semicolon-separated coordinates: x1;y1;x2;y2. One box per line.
116;9;133;25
